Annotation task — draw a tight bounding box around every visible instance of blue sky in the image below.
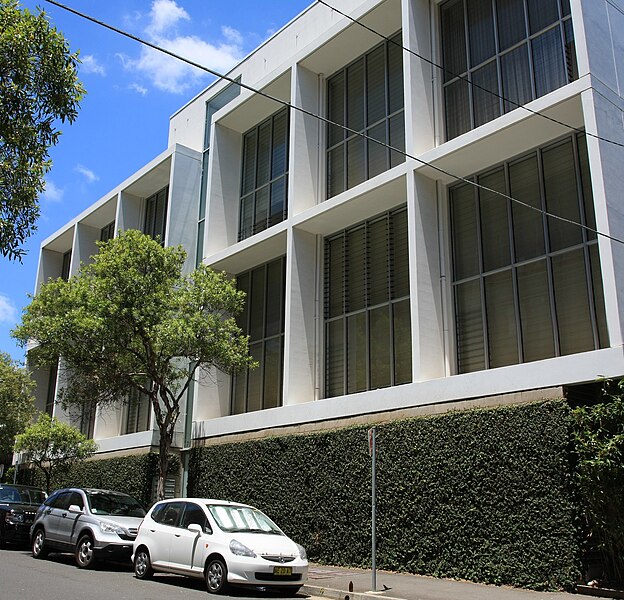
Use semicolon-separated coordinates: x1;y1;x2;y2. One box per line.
0;0;312;361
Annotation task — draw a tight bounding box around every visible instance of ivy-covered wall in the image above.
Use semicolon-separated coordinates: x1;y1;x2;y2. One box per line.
19;452;179;507
188;399;580;591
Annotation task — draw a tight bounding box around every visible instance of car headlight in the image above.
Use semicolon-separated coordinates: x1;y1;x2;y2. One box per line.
296;543;307;560
5;510;24;524
99;520;126;535
230;539;256;557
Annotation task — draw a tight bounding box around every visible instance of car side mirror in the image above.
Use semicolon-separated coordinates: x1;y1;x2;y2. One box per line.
187;523;203;534
68;504;83;513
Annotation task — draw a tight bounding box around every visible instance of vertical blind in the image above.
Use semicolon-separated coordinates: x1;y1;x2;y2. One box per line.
450;134;608;374
325;206;411;397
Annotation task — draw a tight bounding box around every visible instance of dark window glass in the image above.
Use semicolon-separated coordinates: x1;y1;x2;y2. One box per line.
180;503;209;531
232;258;285;414
442;0;576;140
100;221;115;243
325;207;411;397
61;250;72;281
144;187;168;243
327;34;405;199
450;134;607;374
239;109;289;241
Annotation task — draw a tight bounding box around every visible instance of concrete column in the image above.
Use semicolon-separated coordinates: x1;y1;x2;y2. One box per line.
290;64;322;214
283;228;319;405
408;172;445;381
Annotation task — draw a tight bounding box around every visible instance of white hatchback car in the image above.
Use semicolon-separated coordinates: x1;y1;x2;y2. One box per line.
132;498;308;594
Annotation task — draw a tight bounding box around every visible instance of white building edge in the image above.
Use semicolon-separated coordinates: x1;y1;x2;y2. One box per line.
30;0;624;493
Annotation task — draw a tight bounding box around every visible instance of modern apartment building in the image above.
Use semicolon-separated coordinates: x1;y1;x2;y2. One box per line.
29;0;624;494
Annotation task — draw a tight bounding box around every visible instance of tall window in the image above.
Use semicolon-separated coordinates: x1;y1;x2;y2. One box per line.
100;221;115;243
79;403;96;439
327;33;405;199
144;187;168;243
441;0;577;140
45;365;58;416
61;250;72;281
198;82;240;266
325;207;411;397
232;257;286;413
124;388;151;434
450;134;608;374
239;110;289;241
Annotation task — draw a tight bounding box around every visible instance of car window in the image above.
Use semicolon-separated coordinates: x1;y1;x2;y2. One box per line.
68;491;84;510
152;501;184;527
86;490;146;517
19;488;46;505
0;486;21;503
180;502;211;533
50;491;72;510
207;504;283;535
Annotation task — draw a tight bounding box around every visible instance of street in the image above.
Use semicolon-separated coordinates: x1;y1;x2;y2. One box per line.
0;545;307;600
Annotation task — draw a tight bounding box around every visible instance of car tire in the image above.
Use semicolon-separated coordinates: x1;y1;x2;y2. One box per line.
205;557;228;594
32;528;48;559
134;547;153;580
75;534;96;569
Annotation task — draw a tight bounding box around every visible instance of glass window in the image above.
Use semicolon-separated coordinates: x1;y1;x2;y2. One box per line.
61;250;72;281
450;134;607;374
180;502;210;532
124;387;151;435
232;257;286;413
100;221;115;243
239;109;289;241
326;33;405;199
325;207;412;397
441;0;577;140
144;187;168;243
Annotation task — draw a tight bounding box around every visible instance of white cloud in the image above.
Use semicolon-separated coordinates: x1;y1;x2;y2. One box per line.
146;0;189;37
42;179;64;203
81;54;106;76
120;0;244;94
129;83;148;96
75;164;99;183
0;294;17;325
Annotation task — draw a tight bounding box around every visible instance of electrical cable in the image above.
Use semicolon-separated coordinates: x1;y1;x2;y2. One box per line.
317;0;624;150
42;0;624;247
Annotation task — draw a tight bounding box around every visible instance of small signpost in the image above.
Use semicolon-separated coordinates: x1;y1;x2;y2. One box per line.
368;427;377;592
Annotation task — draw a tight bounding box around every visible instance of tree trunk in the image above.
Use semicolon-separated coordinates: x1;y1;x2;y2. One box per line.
156;424;172;501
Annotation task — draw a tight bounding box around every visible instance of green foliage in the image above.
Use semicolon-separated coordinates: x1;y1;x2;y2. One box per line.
188;400;580;591
0;0;84;261
14;413;97;492
0;352;35;463
21;452;180;507
13;229;253;498
573;380;624;584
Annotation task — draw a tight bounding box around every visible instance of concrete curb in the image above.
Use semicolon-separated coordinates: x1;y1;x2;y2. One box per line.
302;584;405;600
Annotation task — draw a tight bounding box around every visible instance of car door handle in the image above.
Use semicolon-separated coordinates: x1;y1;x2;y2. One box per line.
175;534;181;537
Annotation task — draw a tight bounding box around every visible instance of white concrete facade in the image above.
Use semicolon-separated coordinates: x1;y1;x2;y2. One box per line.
33;0;624;463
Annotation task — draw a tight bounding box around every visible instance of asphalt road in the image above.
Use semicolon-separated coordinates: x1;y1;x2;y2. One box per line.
0;544;307;600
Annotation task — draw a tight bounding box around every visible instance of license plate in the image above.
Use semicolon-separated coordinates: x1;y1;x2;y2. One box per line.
273;566;292;576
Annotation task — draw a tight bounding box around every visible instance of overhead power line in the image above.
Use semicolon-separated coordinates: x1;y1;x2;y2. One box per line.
42;0;624;247
317;0;624;150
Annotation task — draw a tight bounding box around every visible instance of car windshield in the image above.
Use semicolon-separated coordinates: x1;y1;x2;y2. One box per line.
0;486;46;505
207;504;283;535
85;490;146;517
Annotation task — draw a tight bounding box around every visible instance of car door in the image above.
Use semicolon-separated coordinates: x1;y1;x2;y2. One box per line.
57;491;85;546
146;501;185;569
43;491;72;545
169;502;211;574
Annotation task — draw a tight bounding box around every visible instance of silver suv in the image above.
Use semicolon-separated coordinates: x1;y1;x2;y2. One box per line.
30;487;146;568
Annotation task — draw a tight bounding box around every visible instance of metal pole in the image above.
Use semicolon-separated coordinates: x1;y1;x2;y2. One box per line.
371;426;377;592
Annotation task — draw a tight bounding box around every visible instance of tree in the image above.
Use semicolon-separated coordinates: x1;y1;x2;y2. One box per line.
573;379;624;585
0;352;35;468
14;413;96;492
0;0;84;261
13;229;254;499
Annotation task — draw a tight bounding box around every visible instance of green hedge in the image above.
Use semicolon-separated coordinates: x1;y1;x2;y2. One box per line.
19;452;179;507
188;400;580;591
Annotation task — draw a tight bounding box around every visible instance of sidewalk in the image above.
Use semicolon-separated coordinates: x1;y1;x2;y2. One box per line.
302;564;596;600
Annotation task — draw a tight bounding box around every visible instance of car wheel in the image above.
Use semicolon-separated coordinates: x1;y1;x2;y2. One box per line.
205;557;228;594
75;534;96;569
32;528;48;559
134;548;153;580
